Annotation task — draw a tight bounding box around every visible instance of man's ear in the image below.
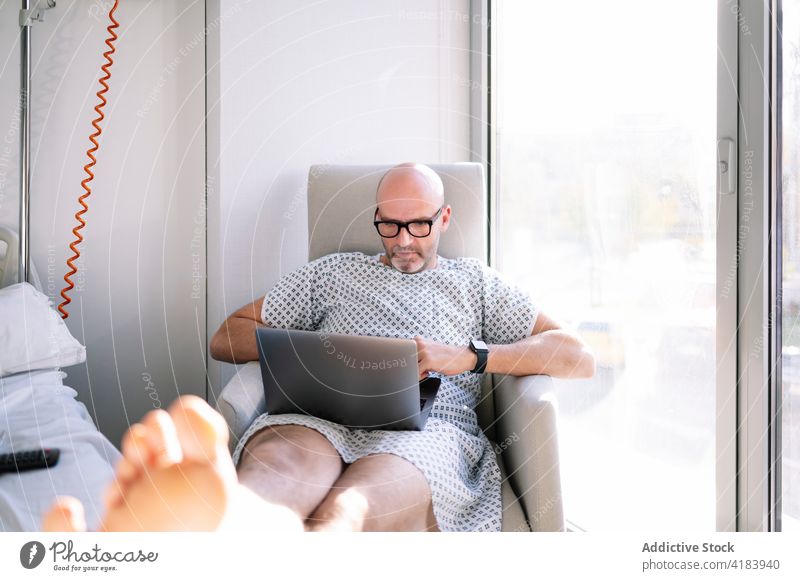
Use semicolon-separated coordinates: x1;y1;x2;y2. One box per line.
440;205;452;232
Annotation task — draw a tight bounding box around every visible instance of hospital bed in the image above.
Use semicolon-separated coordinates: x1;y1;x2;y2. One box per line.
0;281;120;531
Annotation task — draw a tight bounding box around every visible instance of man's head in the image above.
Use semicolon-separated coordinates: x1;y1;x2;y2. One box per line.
374;163;451;274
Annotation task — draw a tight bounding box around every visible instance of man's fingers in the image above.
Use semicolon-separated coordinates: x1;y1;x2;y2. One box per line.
418;360;430;380
416;336;435;379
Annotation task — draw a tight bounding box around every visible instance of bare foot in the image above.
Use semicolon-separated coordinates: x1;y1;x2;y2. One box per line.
42;395;303;532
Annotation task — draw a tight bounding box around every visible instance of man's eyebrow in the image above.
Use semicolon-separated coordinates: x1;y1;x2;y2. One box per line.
376;214;431;222
375;209;438;221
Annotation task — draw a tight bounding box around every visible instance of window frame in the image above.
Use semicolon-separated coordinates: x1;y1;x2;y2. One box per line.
473;0;782;531
735;0;781;533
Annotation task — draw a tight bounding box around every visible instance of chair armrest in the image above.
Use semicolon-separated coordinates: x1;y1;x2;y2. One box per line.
215;361;267;453
493;373;565;532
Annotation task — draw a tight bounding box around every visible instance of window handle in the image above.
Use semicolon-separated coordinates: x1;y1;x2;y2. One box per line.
717;138;736;195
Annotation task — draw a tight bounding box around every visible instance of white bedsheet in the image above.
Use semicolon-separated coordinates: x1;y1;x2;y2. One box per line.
0;368;121;531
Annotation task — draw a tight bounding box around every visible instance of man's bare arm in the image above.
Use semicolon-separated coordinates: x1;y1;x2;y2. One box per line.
482;311;596;378
415;310;596;380
209;297;267;364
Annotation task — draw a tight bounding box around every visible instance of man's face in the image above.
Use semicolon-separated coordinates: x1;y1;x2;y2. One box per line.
374;199;450;274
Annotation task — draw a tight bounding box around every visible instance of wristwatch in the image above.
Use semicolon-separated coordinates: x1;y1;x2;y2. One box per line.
469;339;489;374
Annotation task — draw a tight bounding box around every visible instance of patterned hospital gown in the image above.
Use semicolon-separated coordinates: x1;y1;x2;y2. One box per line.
231;252;538;532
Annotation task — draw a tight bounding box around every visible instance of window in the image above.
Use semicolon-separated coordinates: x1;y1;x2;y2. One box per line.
493;0;718;530
780;0;800;532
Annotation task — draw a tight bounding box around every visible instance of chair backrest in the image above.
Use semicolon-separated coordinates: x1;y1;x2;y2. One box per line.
306;163;498;440
307;163;487;262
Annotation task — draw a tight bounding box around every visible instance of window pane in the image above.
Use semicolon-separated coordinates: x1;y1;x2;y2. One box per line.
495;0;717;530
781;0;800;533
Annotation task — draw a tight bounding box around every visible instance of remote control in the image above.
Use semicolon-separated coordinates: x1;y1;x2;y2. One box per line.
0;449;60;474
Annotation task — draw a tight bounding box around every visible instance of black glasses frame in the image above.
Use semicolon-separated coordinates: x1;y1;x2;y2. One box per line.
373;206;444;238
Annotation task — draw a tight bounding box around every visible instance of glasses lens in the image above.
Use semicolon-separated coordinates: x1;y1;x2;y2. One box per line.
408;222;432;237
377;222;400;237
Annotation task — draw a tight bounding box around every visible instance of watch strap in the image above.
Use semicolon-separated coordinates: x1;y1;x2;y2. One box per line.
470;340;489;374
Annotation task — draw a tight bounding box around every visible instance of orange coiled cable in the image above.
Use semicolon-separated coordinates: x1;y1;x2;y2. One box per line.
58;0;120;319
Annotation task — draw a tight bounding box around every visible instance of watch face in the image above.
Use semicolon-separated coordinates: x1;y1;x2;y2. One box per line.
472;339;488;352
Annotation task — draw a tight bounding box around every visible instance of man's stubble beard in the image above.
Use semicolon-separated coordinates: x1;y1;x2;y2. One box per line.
388;241;439;274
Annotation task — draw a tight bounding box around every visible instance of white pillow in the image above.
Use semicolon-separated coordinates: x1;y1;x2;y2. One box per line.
0;282;86;376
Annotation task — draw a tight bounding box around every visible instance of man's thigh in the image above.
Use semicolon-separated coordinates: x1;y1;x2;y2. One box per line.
236;423;346;516
308;453;439;532
238;423;343;468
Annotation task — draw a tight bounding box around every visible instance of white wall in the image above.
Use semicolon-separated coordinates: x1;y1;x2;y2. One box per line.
207;0;473;392
0;1;207;447
0;0;472;444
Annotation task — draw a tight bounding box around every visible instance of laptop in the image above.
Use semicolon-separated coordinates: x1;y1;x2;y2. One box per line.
255;327;441;430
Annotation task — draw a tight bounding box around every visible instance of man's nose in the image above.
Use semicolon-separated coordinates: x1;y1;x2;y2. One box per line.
395;227;413;246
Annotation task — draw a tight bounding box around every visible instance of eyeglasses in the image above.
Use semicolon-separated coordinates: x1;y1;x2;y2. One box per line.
373;206;444;238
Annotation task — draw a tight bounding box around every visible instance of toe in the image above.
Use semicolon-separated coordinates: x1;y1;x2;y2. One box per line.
42;497;87;532
116;456;137;483
101;456;136;512
121;423;150;470
141;408;183;467
103;478;126;510
168;395;229;463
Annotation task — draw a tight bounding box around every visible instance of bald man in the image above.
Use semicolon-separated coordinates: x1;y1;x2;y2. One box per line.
42;163;594;534
201;162;595;533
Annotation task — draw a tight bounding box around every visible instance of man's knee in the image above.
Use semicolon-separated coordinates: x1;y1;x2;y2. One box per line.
308;453;438;532
306;488;372;532
236;424;347;520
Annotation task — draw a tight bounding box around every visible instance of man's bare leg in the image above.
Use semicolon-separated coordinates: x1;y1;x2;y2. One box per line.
41;396;303;532
41;398;435;532
305;453;440;532
235;424;347;521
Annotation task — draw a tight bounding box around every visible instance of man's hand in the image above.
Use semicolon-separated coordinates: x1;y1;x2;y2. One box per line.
414;336;477;380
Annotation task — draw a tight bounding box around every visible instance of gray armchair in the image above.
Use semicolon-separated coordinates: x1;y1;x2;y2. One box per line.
216;163;565;532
